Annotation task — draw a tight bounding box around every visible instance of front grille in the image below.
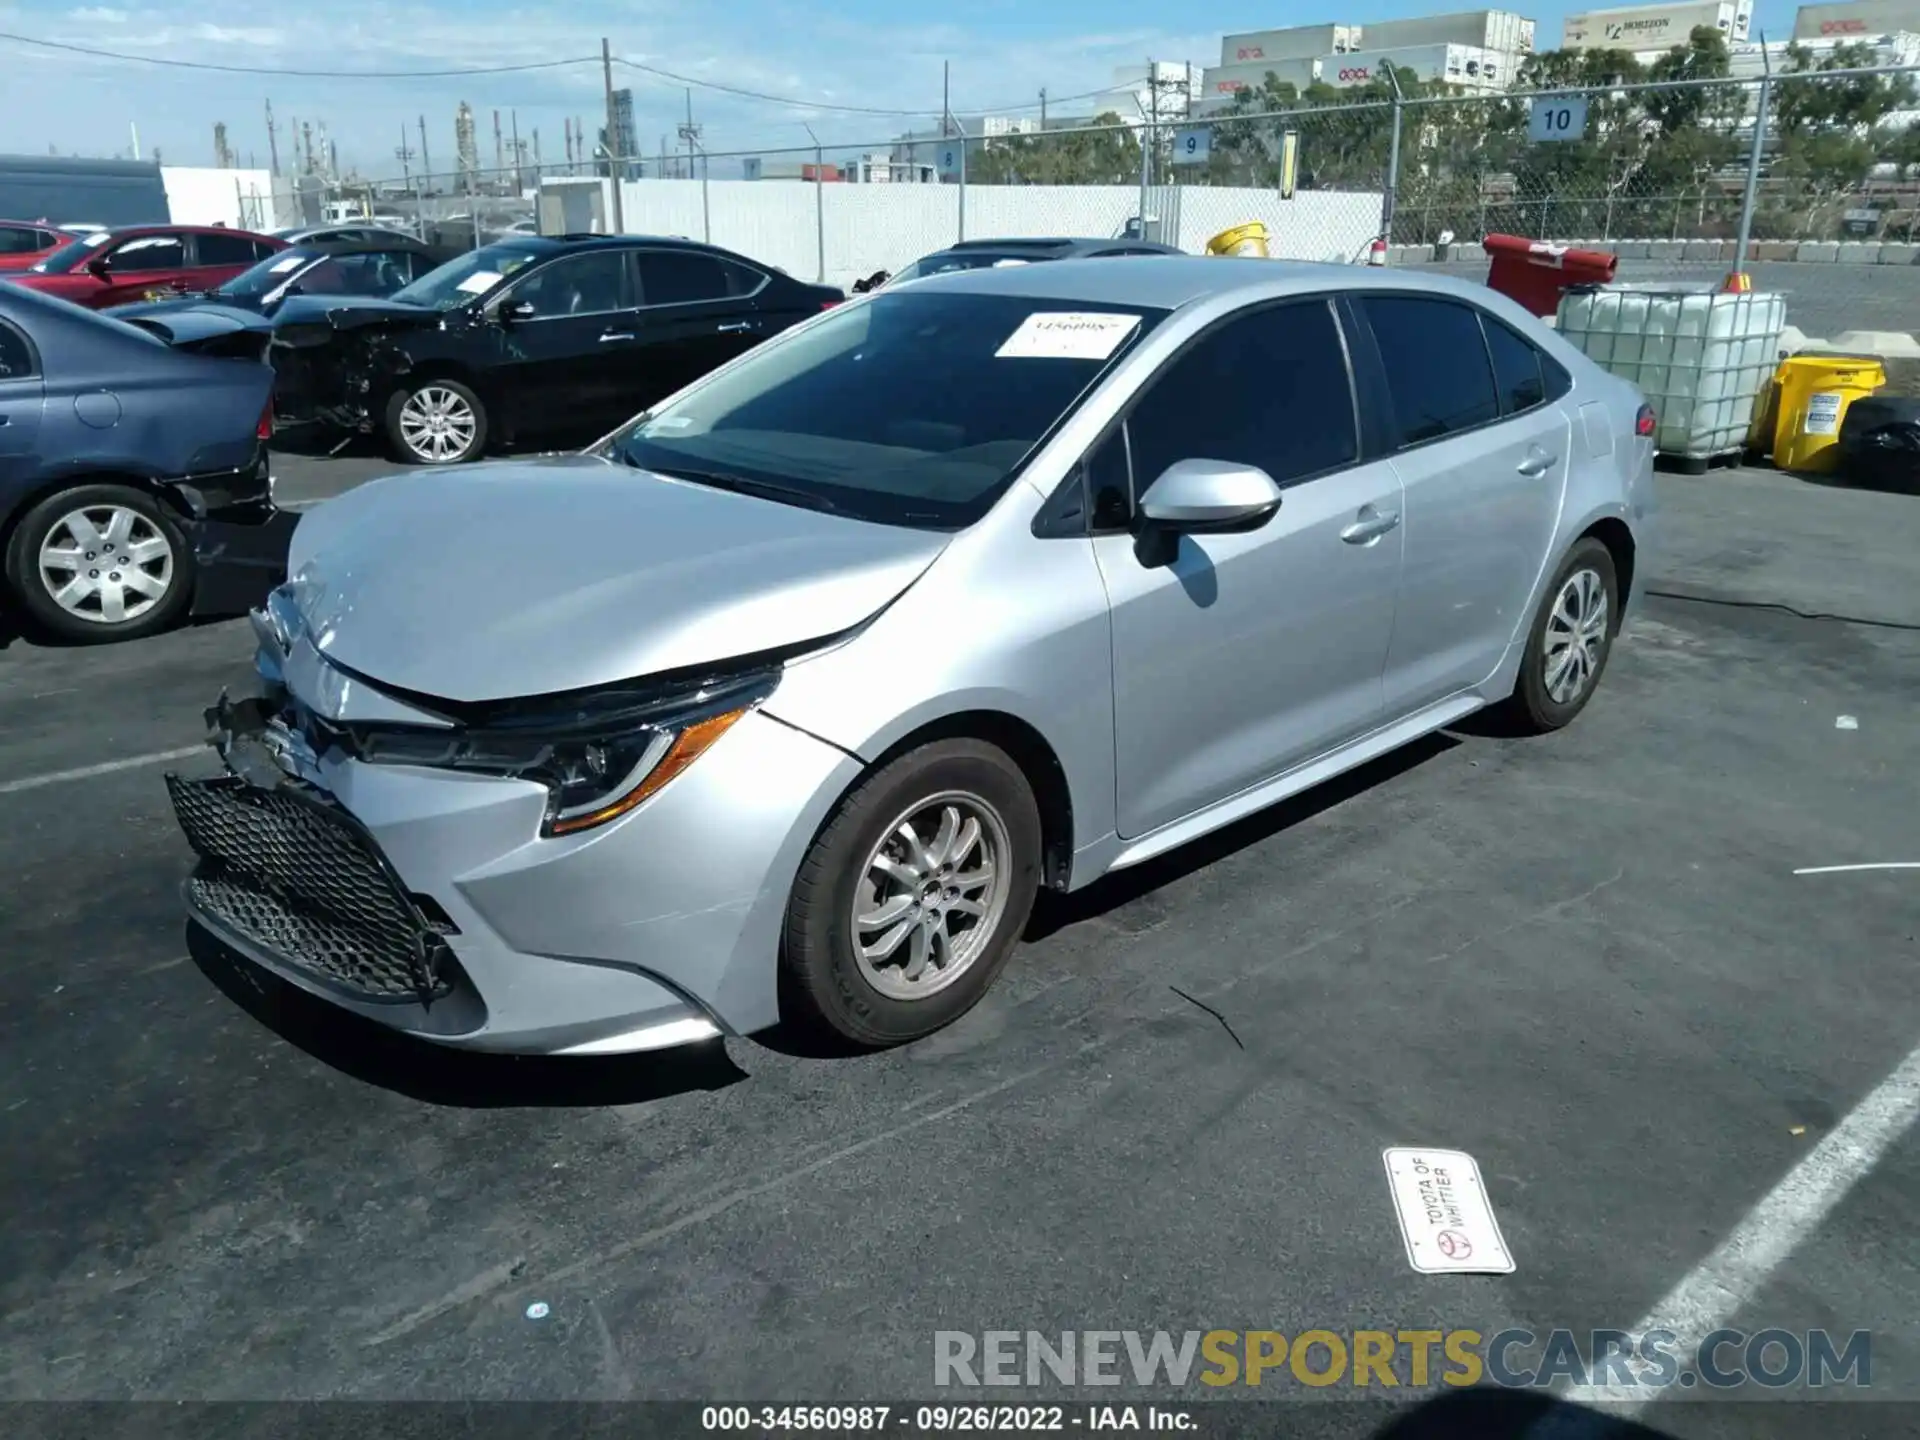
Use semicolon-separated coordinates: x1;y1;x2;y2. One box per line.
168;773;455;1005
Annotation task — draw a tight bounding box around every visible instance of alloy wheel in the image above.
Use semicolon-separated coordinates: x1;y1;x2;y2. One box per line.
398;385;478;462
1543;566;1609;705
852;791;1010;1002
36;505;175;626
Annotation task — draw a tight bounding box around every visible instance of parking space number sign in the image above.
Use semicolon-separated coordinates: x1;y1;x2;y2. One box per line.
1528;95;1588;143
1172;127;1211;165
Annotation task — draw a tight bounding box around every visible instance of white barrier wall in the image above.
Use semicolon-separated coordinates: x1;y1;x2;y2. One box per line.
612;177;1382;287
161;166;275;229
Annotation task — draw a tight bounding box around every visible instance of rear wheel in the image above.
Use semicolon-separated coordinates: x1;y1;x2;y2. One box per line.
385;379;488;464
3;483;193;643
1505;537;1619;733
781;739;1042;1048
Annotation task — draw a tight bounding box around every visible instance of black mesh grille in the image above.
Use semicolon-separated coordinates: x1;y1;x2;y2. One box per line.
168;773;455;1004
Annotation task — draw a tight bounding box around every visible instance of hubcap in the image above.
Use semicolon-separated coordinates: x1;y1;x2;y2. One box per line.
852;791;1010;1002
36;505;174;626
1543;567;1609;705
399;386;477;462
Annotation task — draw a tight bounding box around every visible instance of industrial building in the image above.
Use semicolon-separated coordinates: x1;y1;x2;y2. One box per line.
1558;0;1751;56
1198;9;1533;108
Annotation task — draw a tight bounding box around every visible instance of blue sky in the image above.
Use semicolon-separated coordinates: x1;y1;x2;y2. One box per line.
0;0;1794;178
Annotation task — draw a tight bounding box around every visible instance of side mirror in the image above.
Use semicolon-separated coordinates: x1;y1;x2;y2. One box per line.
497;300;537;324
85;257;112;279
1137;459;1283;534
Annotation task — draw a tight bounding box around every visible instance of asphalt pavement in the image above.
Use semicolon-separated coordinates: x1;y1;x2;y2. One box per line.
2;452;1918;1437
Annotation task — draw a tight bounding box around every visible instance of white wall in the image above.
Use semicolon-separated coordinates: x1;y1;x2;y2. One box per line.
611;177;1382;288
161;166;274;229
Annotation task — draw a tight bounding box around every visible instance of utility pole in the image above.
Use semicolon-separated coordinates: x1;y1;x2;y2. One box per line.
418;115;432;190
532;128;542;177
1040;88;1047;129
564;117;573;167
942;61;952;136
265;99;281;177
302;120;314;176
510;110;522;190
492;108;503;175
396;123;415;186
600;37;626;232
682;89;697;179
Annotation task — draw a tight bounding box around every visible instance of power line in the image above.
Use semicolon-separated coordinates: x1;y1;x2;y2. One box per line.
0;30;596;77
613;55;1119;118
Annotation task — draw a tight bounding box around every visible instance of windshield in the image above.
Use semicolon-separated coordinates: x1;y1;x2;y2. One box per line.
390;243;544;311
609;289;1166;530
29;230;115;274
889;252;1037;285
215;248;321;301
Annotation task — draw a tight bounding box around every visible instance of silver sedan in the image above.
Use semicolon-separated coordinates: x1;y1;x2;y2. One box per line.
167;257;1655;1055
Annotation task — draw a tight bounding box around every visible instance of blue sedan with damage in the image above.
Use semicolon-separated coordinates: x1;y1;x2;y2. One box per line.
0;283;296;642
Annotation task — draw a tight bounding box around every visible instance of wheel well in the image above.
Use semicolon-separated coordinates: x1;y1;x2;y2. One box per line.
1581;517;1636;625
389;362;491;416
868;711;1076;890
0;473;189;563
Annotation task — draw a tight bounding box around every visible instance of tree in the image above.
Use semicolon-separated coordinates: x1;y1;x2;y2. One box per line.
967;112;1140;185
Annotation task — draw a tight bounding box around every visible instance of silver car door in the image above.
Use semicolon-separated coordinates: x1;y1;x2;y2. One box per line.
1091;296;1405;841
1351;294;1572;715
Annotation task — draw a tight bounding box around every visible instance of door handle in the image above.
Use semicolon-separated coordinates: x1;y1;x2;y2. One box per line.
716;321;754;334
598;331;636;342
1517;449;1558;477
1341;508;1401;545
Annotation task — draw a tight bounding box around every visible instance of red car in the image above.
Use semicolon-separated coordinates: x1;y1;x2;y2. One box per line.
0;219;72;273
6;224;287;309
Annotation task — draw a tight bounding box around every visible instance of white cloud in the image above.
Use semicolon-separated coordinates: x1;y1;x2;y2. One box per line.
3;0;1222;174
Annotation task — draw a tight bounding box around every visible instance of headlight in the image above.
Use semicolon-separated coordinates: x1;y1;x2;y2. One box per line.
350;667;777;836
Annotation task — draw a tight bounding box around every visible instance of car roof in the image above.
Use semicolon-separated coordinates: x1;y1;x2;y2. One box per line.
285;237;433;256
96;223;281;241
900;254;1521;313
934;237;1182;258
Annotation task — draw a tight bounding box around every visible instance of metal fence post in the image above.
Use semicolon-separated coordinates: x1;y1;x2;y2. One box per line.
815;144;827;283
957;136;968;242
701;149;711;243
1382;90;1404;247
1733;48;1774;274
1138;116;1151;238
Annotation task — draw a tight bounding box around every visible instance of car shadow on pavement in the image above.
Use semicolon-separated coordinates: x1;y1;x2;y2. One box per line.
186;922;749;1107
1364;1389;1679;1439
1024;731;1462;944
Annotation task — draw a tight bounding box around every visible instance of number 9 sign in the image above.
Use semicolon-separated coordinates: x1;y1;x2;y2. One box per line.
1172;126;1211;165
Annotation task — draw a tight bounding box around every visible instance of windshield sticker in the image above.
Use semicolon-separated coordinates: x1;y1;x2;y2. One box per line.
992;258;1031;267
456;271;503;294
996;311;1141;361
647;416;696;430
269;255;307;273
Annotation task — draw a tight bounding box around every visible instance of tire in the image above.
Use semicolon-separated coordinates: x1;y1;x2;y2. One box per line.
3;483;194;644
781;738;1043;1048
1505;536;1619;733
384;378;488;465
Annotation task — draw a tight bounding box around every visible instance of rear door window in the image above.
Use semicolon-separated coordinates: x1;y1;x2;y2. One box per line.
636;250;735;307
1357;294;1500;446
0;320;35;379
0;225;43;255
194;231;264;267
1481;314;1547;415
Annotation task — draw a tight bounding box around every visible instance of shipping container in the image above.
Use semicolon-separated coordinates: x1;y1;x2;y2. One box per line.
1791;0;1920;39
1561;0;1744;50
1360;9;1533;52
1198;58;1323;103
1320;43;1515;89
1220;25;1360;64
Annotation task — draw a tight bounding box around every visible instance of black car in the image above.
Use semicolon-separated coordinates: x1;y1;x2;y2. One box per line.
268;234;845;465
854;236;1185;292
103;238;442;326
0;284;294;642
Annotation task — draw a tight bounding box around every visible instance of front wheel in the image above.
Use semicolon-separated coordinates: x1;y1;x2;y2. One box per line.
1505;536;1619;733
385;379;488;465
3;483;193;643
781;739;1042;1048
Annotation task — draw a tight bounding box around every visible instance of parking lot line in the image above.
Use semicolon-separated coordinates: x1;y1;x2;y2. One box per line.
0;745;205;797
1793;862;1920;876
1562;1041;1920;1414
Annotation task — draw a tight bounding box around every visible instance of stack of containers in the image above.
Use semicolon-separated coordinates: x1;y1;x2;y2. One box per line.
1555;285;1787;472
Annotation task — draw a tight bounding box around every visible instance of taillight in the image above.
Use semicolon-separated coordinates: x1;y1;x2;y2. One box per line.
257;399;273;441
821;299;842;310
1635;403;1656;438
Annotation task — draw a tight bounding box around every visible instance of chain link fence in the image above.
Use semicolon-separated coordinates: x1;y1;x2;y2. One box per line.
334;62;1920;335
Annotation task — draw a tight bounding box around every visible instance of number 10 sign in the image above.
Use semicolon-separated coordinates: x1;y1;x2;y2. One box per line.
1528;95;1588;143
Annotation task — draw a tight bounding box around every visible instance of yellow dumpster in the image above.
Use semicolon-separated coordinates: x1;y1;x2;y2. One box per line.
1746;370;1781;458
1772;354;1886;472
1206;222;1270;258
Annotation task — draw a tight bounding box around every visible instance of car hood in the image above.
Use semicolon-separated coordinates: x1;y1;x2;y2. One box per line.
107;299;270;330
284;455;950;703
272;293;439;331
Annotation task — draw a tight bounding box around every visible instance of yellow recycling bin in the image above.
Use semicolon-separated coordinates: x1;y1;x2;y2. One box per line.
1206;223;1270;258
1771;354;1886;472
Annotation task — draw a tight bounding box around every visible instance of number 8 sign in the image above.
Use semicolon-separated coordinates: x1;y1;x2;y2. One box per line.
1528;95;1589;143
1172;126;1211;165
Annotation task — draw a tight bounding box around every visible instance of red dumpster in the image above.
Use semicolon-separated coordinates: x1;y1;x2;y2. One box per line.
1482;234;1619;317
